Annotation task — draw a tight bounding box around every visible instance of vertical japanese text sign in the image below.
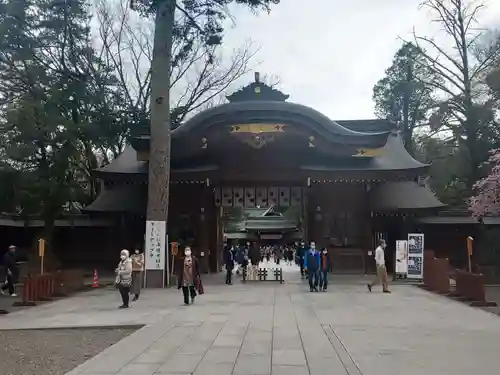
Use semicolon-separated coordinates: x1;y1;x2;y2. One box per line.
145;221;166;270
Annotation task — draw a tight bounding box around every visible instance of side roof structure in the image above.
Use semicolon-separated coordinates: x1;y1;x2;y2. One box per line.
370;181;445;211
300;132;428;173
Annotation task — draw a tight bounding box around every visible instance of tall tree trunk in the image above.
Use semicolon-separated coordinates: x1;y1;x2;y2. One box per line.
147;0;175;222
145;0;175;287
402;59;414;156
456;0;477;190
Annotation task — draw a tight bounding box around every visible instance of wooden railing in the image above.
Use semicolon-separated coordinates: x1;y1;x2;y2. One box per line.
422;251;496;307
454;270;496;306
423;254;450;294
13;269;85;307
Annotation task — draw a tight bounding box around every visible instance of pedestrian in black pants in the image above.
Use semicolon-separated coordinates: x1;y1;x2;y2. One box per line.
304;242;320;292
296;242;306;279
176;247;201;305
225;247;235;285
2;245;18;297
318;248;329;292
119;284;130;307
115;249;132;308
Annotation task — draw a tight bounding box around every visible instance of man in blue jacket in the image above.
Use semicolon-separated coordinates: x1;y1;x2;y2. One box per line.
304;242;321;292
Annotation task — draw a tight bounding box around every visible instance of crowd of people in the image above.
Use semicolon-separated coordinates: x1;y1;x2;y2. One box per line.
0;238;389;309
114;245;204;308
223;241;333;292
223;239;391;293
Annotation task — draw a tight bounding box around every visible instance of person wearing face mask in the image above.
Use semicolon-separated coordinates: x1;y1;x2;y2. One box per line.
115;249;133;308
318;248;330;292
176;247;200;305
367;240;391;293
303;242;321;292
130;248;144;301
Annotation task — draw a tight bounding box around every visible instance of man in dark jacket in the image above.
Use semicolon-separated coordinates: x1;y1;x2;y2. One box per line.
304;242;320;292
2;245;18;296
296;241;307;278
225;246;235;285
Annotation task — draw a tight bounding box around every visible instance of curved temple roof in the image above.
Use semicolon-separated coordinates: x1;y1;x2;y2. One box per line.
171;101;390;148
96;147;220;176
300;132;429;172
370;181;445;211
97;130;428;177
83;184;147;214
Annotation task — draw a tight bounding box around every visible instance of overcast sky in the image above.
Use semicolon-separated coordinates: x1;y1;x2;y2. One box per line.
220;0;500;120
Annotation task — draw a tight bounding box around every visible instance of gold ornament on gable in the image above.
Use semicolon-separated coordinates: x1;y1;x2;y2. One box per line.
229;123;287;134
353;148;383;157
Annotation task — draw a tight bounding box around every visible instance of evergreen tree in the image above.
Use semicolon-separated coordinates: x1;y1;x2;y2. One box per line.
372;42;440;155
0;0;112;265
131;0;280;229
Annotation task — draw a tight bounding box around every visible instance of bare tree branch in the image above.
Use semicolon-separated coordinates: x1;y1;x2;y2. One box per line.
94;0;258;122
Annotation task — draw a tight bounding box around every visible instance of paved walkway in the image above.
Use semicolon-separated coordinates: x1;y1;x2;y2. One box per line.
1;264;500;375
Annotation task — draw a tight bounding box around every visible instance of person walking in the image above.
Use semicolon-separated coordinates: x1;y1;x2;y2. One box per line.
275;246;282;265
1;245;18;297
286;246;294;265
241;248;249;282
304;242;320;292
177;247;200;305
248;242;260;280
296;242;306;278
367;240;391;293
225;246;235;285
130;248;144;301
318;248;329;292
115;249;133;308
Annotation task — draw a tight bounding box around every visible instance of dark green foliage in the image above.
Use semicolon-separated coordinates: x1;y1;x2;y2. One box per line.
132;0;279;62
0;0;110;223
372;42;440;155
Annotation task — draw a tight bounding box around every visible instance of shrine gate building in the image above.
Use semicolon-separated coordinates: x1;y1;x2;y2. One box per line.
85;73;444;274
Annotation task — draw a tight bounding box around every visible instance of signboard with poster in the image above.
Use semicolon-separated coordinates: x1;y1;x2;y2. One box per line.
407;233;424;280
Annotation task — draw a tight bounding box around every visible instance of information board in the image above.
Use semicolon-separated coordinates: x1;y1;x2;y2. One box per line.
407;233;424;279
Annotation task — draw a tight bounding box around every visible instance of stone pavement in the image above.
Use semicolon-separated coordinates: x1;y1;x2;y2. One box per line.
1;265;500;375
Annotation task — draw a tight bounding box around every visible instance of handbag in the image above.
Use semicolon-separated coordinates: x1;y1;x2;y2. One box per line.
196;276;204;295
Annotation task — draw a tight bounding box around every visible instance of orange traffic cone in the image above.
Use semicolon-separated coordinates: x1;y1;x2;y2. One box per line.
92;269;99;288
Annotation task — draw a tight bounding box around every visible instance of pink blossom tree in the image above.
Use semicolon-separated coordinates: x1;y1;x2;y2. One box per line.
469;149;500;217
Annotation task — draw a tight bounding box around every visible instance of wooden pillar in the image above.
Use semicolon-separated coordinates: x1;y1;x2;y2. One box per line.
198;186;211;274
363;183;374;274
308;184;322;245
212;205;224;273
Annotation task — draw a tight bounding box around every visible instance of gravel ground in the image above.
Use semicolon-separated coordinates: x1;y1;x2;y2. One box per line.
0;327;137;375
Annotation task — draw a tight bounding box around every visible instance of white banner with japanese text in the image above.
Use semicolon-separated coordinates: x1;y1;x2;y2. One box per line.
145;220;166;270
395;240;408;275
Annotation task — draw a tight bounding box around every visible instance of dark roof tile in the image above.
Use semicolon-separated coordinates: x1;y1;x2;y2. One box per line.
370;181;445;211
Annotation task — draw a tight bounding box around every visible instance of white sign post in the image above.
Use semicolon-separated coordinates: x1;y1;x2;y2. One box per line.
407;233;424;280
144;220;167;288
395;240;408;278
